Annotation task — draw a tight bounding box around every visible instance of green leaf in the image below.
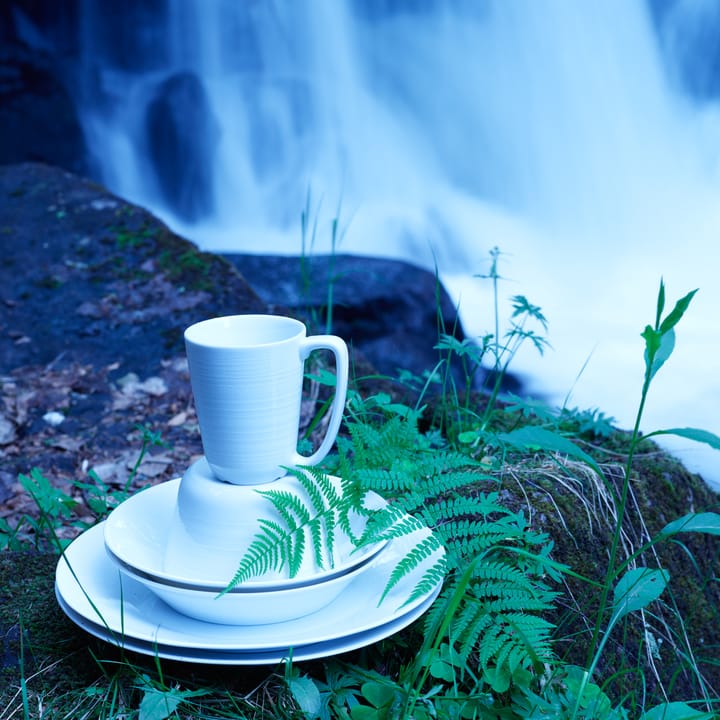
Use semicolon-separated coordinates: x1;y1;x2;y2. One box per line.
510;294;548;329
498;426;601;474
457;430;479;444
483;664;511;693
643;327;675;381
641;284;696;382
351;707;383;720
360;681;397;709
658;288;698;335
658;512;720;538
138;684;206;720
642;324;662;362
650;427;720;451
654;278;666;329
288;675;323;718
19;468;77;519
611;567;668;624
139;689;182;720
640;701;715;720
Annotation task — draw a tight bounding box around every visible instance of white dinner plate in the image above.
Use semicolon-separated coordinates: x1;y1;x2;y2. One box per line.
55;585;439;665
56;522;444;653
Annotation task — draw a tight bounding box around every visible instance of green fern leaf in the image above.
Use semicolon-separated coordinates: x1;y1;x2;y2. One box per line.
256;489;311;529
379;533;444;603
292;466;343;512
224;519;287;590
360;505;427;545
400;555;448;609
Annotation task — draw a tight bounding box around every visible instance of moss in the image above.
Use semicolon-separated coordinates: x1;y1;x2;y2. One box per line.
0;552;104;709
489;435;720;705
34;275;64;290
154;227;231;292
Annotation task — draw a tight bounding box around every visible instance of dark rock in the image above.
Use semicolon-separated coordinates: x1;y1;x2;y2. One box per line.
0;161;471;395
0;162;265;376
650;0;720;101
0;25;87;174
145;72;219;222
224;253;467;385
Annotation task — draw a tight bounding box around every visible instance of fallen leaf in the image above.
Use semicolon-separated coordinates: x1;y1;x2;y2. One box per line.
0;415;16;445
47;435;83;452
43;410;65;427
168;411;187;427
138;377;167;397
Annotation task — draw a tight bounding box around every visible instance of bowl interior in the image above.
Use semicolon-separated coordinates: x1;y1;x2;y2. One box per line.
104;468;387;591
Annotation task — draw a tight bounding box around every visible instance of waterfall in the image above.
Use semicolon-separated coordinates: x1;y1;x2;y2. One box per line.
54;1;720;486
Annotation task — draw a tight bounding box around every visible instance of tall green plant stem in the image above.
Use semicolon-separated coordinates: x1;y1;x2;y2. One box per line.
583;281;697;674
584;373;649;670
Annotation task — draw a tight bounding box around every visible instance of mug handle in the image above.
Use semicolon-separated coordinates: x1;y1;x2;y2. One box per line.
291;335;349;467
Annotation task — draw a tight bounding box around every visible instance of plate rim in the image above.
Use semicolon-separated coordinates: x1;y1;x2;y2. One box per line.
57;521;444;651
55;582;440;665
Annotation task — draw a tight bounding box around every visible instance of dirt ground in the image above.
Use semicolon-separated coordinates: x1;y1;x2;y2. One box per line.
0;162;271;539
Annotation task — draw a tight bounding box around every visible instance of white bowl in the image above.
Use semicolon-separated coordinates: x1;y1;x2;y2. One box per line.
104;460;387;591
112;546;375;625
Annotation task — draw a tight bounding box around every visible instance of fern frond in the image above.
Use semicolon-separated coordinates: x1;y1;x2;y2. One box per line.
359;504;427;545
417;493;509;524
256;489;311;529
410;450;483;479
227;465;388;589
473;612;555;672
224;519;289;590
354;467;417;494
287;521;306;577
421;548;558;679
379;533;444;603
475;617;507;668
308;513;332;567
291;465;343;513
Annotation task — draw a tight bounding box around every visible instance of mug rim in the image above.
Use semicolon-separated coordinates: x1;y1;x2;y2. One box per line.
184;314;306;349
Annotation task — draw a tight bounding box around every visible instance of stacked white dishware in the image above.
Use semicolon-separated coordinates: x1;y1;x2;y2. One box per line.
56;315;443;664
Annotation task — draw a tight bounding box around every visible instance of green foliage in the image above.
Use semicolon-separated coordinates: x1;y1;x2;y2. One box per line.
640;702;717;720
135;674;208;720
17;467;78;550
3;423;162;551
112;223;157;249
560;406;617;438
14;263;720;720
658;512;720;538
424;247;551;440
224;466;363;590
340;407;561;706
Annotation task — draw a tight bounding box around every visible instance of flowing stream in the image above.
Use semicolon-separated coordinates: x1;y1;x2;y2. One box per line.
57;0;720;487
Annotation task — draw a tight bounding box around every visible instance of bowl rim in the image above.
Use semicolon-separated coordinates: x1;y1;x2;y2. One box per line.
106;536;387;594
103;476;389;591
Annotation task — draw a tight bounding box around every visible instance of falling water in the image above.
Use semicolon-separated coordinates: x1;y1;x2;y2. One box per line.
57;0;720;486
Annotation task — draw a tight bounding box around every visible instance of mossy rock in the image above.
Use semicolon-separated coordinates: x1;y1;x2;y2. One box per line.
0;552;93;709
488;425;720;705
0;551;291;716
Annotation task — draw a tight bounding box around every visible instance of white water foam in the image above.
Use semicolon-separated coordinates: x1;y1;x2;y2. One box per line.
69;0;720;487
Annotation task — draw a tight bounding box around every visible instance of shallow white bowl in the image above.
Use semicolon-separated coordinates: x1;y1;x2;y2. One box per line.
104;461;387;591
114;545;374;625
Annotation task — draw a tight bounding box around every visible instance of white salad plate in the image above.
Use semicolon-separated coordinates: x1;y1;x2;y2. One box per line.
104;477;387;591
56;522;444;655
56;585;439;665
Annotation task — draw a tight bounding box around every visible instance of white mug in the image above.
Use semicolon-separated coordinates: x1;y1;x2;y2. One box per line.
184;314;349;485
